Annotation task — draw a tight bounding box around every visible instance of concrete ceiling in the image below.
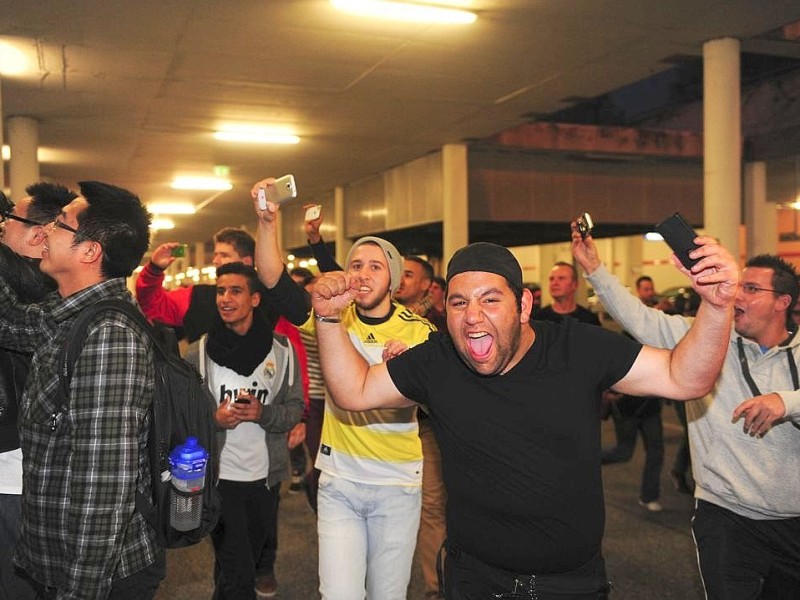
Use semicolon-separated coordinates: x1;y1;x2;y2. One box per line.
2;0;800;248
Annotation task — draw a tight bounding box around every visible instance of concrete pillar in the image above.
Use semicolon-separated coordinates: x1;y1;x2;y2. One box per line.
442;143;469;263
703;37;741;261
194;241;205;266
744;161;776;258
6;115;39;200
334;186;350;267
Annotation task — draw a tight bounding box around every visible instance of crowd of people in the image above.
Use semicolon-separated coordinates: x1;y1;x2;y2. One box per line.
0;176;798;600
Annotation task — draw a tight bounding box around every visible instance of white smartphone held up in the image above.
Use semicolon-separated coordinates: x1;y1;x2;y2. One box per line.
266;174;297;206
304;204;321;222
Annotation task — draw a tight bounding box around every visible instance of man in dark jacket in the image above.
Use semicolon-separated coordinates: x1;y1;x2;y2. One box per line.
0;184;77;600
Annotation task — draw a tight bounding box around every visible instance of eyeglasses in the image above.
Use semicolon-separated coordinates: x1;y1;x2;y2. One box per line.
741;283;787;296
0;211;44;227
49;218;80;235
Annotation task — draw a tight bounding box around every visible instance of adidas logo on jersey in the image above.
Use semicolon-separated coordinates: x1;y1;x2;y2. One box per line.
363;332;379;345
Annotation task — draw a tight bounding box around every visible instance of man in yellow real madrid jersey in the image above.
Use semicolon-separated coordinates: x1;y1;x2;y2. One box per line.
251;178;435;600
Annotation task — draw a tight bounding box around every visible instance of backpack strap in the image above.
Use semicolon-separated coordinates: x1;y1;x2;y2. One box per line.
57;298;166;521
59;299;163;403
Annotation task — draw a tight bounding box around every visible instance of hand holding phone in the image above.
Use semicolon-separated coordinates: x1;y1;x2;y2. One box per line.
266;174;297;206
304;204;321;222
654;213;701;270
257;187;267;211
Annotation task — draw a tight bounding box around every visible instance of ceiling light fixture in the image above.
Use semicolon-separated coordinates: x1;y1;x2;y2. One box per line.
331;0;477;24
150;217;175;231
0;40;28;75
214;129;300;144
147;202;197;215
171;177;233;191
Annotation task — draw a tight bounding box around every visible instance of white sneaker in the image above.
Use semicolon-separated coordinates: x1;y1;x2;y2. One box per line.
638;499;663;512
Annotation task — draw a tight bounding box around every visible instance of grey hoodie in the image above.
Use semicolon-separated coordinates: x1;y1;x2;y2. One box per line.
588;264;800;519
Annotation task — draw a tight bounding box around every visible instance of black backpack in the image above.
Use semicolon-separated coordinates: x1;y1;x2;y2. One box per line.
57;298;221;548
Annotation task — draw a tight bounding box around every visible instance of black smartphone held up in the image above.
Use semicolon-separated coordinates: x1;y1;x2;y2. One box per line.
655;213;701;270
577;212;594;239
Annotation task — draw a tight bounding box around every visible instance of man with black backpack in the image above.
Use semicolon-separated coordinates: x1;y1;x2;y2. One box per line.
0;182;164;600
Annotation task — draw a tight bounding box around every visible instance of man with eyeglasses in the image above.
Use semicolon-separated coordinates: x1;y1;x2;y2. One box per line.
0;182;165;600
0;184;77;600
573;232;800;599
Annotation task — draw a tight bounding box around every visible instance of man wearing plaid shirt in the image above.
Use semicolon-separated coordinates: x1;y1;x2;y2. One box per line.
0;181;162;600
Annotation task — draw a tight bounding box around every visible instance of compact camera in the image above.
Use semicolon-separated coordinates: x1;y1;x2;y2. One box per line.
577;212;594;239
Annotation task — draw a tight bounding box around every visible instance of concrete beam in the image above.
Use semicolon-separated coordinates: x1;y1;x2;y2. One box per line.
485;122;702;158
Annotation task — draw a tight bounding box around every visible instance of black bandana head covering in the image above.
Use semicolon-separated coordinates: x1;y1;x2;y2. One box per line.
446;242;523;290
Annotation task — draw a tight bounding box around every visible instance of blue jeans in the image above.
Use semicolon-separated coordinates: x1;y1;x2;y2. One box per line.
317;472;421;600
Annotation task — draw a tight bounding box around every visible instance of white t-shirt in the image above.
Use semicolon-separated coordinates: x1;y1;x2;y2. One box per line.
207;348;283;481
0;448;23;494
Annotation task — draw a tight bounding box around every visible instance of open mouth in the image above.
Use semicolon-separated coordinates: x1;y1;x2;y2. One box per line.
466;332;493;358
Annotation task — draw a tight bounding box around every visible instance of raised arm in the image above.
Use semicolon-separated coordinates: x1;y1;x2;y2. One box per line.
252;178;286;289
135;242;192;327
311;271;414;411
573;224;693;348
304;204;342;272
605;234;738;400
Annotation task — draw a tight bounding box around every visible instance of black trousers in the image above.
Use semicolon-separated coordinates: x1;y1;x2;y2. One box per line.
443;542;610;600
692;499;800;600
31;551;165;600
211;479;280;600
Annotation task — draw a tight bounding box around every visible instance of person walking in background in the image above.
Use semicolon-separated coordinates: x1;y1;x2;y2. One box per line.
600;274;666;512
393;256;448;599
533;261;600;325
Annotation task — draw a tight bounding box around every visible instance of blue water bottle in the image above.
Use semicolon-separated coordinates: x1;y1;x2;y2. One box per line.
169;437;208;532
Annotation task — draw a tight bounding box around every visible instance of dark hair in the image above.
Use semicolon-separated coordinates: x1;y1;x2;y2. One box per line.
407;256;434;281
26;182;78;224
552;261;578;282
635;275;653;289
216;262;260;294
745;254;799;322
290;266;315;287
431;276;446;289
214;227;255;260
524;282;541;293
74;181;151;278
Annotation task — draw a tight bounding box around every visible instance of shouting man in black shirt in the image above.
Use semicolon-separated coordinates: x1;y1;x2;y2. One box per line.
309;238;737;599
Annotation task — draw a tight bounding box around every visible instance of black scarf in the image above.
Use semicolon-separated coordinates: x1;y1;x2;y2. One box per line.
205;311;273;376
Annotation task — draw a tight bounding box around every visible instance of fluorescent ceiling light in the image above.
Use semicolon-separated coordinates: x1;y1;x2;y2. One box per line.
331;0;477;24
0;41;27;75
171;177;233;191
148;202;197;215
2;145;70;163
214;128;300;144
150;217;175;231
